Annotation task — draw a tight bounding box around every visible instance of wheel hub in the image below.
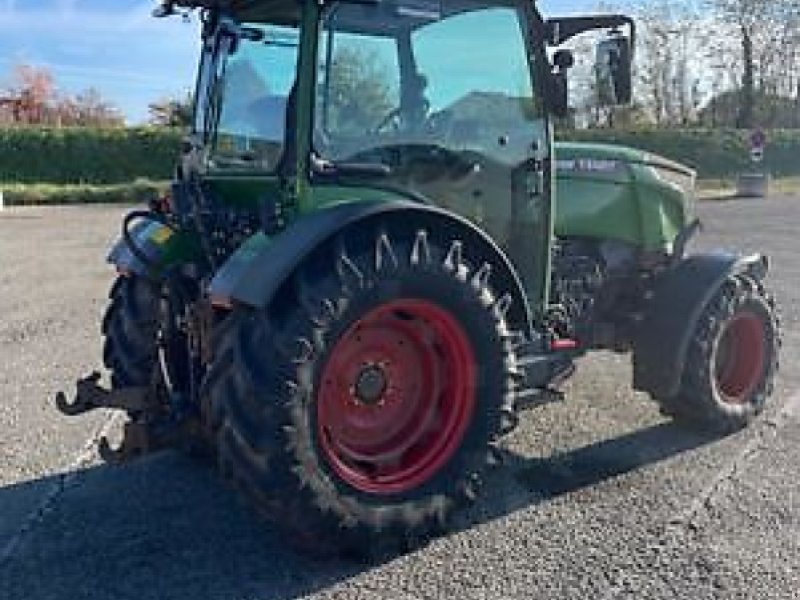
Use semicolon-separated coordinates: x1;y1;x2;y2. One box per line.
354;364;388;405
714;311;767;405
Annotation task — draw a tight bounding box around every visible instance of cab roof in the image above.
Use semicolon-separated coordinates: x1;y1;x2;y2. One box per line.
173;0;526;31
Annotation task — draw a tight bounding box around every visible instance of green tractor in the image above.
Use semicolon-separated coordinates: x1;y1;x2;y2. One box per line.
58;0;779;556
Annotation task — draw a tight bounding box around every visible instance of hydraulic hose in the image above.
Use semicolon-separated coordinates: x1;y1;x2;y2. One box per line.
188;176;219;271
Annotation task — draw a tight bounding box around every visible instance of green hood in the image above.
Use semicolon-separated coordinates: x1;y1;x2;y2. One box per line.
553;141;695;252
555;142;696;178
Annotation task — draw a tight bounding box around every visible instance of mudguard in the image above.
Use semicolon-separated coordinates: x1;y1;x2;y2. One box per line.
107;217;184;278
209;200;533;333
633;252;769;399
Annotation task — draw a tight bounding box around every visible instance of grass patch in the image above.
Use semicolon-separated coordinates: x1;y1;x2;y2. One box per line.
0;179;169;206
697;176;800;200
771;177;800;195
696;179;736;200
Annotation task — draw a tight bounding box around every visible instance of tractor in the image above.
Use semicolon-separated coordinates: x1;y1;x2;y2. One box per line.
57;0;780;557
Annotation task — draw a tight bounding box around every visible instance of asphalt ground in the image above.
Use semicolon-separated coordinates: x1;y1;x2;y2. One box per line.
1;197;799;600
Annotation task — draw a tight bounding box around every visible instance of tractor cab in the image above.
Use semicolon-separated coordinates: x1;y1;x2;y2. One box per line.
187;0;635;306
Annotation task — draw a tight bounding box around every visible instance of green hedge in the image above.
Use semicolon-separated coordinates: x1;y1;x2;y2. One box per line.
1;180;169;206
557;128;800;179
0;126;798;184
0;127;182;185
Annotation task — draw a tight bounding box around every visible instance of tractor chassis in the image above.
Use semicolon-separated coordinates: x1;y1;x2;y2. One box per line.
56;336;577;464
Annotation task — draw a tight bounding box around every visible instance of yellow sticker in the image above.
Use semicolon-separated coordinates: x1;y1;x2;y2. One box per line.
150;227;173;245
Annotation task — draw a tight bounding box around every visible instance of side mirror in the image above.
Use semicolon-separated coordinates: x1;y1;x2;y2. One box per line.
595;32;632;106
548;49;574;118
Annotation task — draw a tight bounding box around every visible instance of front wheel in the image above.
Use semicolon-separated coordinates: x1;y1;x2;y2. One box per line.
656;275;780;433
202;223;521;557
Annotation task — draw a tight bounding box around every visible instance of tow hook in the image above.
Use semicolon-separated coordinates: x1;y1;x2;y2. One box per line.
55;372;148;415
97;420;195;464
55;372;197;463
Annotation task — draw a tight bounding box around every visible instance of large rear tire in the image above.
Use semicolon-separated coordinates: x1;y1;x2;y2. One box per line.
202;223;521;558
656;275;779;433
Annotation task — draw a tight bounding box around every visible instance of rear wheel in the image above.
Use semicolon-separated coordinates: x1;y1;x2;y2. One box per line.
102;275;159;389
203;223;521;557
657;275;779;433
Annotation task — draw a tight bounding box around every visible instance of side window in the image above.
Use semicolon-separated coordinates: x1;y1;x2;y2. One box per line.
213;26;299;169
411;9;539;161
317;30;401;138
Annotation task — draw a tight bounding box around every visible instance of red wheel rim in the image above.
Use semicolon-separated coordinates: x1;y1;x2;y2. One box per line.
714;311;767;405
317;299;477;495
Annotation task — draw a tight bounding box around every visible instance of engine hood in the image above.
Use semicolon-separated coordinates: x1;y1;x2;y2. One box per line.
555;142;695;177
554;141;696;252
555;141;696;202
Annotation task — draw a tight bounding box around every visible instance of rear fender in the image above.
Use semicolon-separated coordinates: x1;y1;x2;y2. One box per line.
633;252;769;398
209;200;534;335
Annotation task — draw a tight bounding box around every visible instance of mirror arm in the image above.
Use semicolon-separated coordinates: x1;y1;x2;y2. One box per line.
545;15;636;50
546;72;570;119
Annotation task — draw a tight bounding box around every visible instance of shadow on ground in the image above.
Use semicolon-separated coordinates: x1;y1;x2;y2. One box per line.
0;422;718;600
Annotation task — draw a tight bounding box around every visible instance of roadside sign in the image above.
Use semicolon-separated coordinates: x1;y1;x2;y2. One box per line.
750;128;767;163
751;128;767;150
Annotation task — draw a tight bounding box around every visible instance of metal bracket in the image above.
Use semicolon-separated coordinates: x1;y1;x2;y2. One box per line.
98;420;196;465
55;372;199;464
513;349;577;411
55;372;149;416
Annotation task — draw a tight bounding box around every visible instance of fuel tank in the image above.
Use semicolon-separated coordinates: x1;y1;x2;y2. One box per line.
554;142;696;252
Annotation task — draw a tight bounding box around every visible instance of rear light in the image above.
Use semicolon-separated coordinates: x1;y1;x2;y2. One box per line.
210;294;234;310
551;338;579;351
149;193;173;215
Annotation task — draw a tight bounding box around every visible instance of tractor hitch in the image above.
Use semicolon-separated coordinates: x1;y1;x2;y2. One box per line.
55;372;199;464
97;419;197;464
55;372;149;416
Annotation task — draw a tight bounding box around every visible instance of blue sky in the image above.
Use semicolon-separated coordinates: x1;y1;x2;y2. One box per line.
0;0;602;124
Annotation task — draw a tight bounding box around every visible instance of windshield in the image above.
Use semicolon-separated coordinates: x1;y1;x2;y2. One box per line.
316;0;542;168
210;23;300;170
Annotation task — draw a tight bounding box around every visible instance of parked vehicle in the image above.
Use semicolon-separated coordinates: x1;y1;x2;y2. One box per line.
58;0;780;557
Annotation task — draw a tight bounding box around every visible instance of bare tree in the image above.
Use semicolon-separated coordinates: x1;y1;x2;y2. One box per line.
67;88;124;127
0;64;57;124
708;0;797;128
149;93;194;128
632;0;711;126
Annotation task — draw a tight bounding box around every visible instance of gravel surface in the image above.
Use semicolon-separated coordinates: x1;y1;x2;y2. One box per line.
1;197;798;600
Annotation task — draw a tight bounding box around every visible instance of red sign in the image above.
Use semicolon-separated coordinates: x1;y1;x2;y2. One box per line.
751;128;767;151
